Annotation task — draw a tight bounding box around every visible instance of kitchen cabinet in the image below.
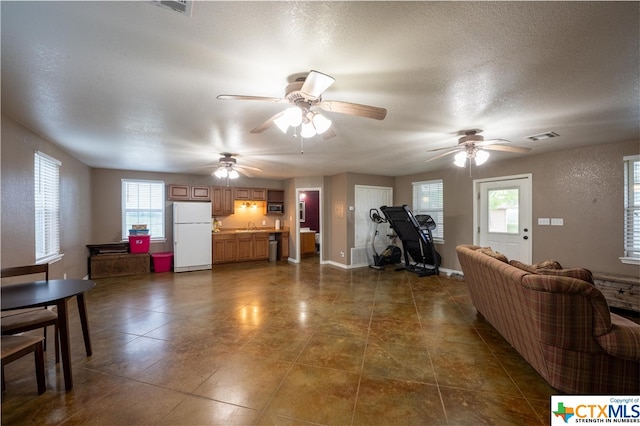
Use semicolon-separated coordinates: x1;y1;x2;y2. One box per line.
168;185;210;201
211;186;234;216
266;189;285;203
235;187;266;201
254;233;269;259
236;233;254;261
212;233;236;264
301;231;316;256
278;231;289;260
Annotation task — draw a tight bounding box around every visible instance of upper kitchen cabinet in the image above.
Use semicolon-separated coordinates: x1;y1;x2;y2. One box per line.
211;186;234;216
235;188;266;201
168;184;211;201
267;190;285;203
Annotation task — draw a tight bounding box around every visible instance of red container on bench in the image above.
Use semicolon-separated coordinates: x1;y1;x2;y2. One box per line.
128;235;150;253
151;252;173;273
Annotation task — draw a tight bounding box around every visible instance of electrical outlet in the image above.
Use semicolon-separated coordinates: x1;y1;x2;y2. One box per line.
262;220;266;226
340;251;345;257
63;273;67;279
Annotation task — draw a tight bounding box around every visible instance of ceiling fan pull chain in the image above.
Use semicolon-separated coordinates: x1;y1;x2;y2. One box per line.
300;132;304;154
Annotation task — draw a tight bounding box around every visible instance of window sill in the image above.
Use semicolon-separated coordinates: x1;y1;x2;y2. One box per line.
37;253;64;265
619;257;640;265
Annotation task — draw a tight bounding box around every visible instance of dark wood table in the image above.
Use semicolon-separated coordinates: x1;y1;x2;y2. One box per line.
1;279;95;390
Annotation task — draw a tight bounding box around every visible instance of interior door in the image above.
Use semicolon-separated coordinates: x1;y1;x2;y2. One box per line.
355;185;393;265
475;175;532;263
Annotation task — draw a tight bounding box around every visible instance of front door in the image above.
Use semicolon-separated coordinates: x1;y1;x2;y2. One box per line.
475;174;532;263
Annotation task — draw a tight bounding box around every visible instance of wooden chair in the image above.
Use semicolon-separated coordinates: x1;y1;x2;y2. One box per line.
1;335;46;394
1;264;59;363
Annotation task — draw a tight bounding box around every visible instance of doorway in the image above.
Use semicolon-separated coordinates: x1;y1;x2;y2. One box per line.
474;174;532;263
296;188;321;263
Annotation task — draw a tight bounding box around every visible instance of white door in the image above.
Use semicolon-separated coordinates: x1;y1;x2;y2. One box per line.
355;185;393;266
475;175;532;263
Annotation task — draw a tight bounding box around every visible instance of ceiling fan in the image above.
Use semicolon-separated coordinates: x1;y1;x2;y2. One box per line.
217;70;387;139
425;130;531;167
209;153;262;181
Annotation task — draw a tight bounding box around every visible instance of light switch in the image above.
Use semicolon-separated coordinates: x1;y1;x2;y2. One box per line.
538;218;550;225
551;218;564;226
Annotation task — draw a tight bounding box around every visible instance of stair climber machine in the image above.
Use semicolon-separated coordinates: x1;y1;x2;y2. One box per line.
379;205;441;276
368;208;402;270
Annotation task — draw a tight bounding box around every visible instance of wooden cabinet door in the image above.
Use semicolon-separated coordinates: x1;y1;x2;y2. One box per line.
236;234;254;261
191;186;211;200
212;187;234;216
301;232;316;256
234;188;250;200
280;232;289;259
168;184;191;200
212;234;236;264
251;188;266;201
254;234;269;259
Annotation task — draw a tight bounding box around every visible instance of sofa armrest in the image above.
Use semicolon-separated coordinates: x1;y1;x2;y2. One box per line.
595;314;640;362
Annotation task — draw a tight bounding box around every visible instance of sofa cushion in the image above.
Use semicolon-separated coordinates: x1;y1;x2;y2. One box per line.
479;247;508;263
509;259;563;273
535;268;594;285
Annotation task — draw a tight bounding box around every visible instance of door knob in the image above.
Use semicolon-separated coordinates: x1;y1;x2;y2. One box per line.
523;236;529;240
523;228;529;232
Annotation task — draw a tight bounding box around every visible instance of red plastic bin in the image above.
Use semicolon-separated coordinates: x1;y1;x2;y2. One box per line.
128;235;150;253
151;252;173;273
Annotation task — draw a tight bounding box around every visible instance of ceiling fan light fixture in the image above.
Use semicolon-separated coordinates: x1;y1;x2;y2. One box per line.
475;149;490;166
312;112;332;134
228;169;240;179
214;168;228;178
274;115;290;133
284;106;302;127
453;151;467;167
301;121;317;138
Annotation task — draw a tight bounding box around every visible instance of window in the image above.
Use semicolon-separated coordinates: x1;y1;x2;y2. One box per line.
34;151;61;263
412;179;444;242
121;179;165;240
623;155;640;263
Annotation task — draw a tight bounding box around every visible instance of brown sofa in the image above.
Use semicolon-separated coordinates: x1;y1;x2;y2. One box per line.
456;244;640;394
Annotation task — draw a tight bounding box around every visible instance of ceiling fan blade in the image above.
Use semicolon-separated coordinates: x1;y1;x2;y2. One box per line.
236;164;263;172
424;148;463;163
300;70;335;101
483;145;531;153
217;94;285;103
475;138;511;147
250;111;285;134
322;127;337;140
318;100;387;120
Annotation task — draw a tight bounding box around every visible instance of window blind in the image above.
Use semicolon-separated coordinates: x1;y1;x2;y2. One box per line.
121;179;165;240
412;179;444;242
624;155;640;258
34;151;61;262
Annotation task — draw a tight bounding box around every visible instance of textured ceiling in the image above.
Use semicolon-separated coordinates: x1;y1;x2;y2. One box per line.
1;1;638;179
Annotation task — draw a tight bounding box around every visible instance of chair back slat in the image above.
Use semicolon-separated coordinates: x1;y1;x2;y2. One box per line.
1;264;49;281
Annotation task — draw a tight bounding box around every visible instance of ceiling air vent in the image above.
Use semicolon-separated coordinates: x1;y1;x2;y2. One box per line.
526;131;559;141
151;0;193;17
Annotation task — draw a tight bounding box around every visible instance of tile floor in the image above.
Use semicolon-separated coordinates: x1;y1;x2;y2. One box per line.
2;257;562;425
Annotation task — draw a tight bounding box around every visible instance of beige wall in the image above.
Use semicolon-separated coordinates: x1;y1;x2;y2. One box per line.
3;113;637;277
1;115;92;279
394;139;639;276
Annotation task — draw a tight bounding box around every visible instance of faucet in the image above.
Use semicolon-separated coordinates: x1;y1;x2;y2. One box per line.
247;221;257;230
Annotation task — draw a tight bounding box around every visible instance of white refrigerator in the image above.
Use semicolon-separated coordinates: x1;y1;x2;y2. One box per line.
173;202;212;272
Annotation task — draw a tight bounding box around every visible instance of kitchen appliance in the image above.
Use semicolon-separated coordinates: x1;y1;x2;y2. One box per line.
173;202;212;272
267;203;284;213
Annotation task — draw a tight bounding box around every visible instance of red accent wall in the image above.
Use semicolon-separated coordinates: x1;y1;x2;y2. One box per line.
301;191;320;232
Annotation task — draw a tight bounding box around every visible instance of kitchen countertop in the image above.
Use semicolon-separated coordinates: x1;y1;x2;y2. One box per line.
212;228;289;235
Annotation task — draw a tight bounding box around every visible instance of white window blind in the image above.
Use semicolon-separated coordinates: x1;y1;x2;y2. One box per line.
412;179;444;242
623;155;640;259
121;179;165;240
34;151;61;263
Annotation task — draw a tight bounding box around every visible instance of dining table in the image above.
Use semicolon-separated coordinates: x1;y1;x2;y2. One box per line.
1;278;96;391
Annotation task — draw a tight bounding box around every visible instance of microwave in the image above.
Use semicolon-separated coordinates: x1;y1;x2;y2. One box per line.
267;203;284;213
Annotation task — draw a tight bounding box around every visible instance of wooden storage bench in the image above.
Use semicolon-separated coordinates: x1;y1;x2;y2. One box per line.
89;253;150;279
593;273;639;313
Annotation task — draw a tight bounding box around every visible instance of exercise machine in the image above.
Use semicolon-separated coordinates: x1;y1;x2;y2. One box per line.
368;208;401;270
379;205;440;276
